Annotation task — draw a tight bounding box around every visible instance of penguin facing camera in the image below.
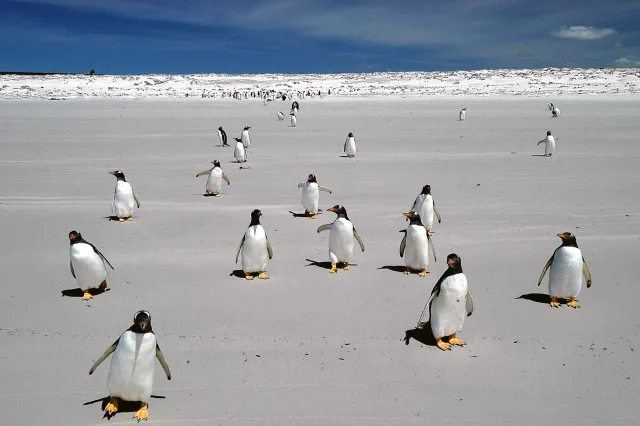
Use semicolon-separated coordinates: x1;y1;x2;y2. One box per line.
400;212;437;276
297;174;332;219
196;160;230;197
317;205;365;273
109;170;140;222
236;209;274;280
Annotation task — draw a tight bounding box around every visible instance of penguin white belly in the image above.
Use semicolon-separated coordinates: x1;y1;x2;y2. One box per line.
217;130;223;145
301;182;319;213
234;143;246;162
242;225;268;273
545;136;556;156
70;243;107;291
430;274;468;339
291;115;297;127
416;195;434;229
114;181;135;218
548;247;583;298
405;225;429;271
459;111;465;121
345;137;357;156
329;218;354;263
241;131;251;148
206;168;223;194
108;331;156;403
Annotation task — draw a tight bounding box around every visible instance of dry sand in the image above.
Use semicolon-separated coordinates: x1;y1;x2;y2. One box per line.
1;97;639;425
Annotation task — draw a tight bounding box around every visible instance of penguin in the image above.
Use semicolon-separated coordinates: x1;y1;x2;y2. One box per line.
236;209;273;280
290;112;297;127
344;132;357;158
277;111;285;120
88;310;171;421
241;126;251;149
537;232;592;308
426;253;473;351
400;212;437;276
69;230;114;301
218;126;229;147
317;205;365;273
291;101;299;111
549;102;560;117
109;170;140;222
234;137;247;163
410;184;441;235
537;130;556;157
297;174;332;219
196;160;230;197
459;108;466;121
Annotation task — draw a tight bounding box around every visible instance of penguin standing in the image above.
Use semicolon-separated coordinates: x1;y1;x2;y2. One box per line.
538;232;592;308
548;102;560;117
537;131;556;157
317;205;365;273
236;209;273;280
297;174;332;219
277;112;285;120
234;137;247;163
89;310;172;421
290;112;297;127
196;160;230;197
425;254;473;351
410;185;441;235
69;230;114;300
344;132;357;158
291;101;299;112
109;170;140;222
241;126;251;148
459;108;466;121
218;127;229;147
400;212;436;276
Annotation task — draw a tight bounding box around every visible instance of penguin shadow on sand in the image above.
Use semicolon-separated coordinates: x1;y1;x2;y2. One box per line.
403;323;437;348
304;258;358;270
516;293;552;304
103;215;121;221
289;209;323;218
83;395;165;420
229;270;247;279
61;287;110;298
378;265;429;274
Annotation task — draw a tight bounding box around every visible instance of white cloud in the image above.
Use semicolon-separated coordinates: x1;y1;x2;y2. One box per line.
553;25;616;40
616;57;640;66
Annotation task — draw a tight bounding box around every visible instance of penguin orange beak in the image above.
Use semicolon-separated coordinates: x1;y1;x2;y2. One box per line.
327;207;336;213
447;258;455;265
557;233;564;239
108;171;116;175
403;213;411;218
140;323;147;330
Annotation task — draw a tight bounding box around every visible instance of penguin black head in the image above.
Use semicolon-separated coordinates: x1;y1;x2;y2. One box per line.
250;209;262;226
132;310;152;333
234;137;242;142
307;174;317;183
244;126;251;131
211;160;221;168
348;132;354;138
109;170;126;181
547;130;552;136
327;204;348;219
420;185;431;195
557;232;578;247
69;230;83;245
218;126;223;131
403;212;423;226
446;253;463;273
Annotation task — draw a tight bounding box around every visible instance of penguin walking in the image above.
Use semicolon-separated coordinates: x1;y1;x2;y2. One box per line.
196;160;230;197
236;209;273;280
537;131;557;156
459;108;466;121
241;126;251;149
538;232;592;308
89;310;172;421
317;205;365;273
298;174;332;219
218;126;229;147
69;230;114;301
277;111;285;120
290;112;297;127
410;185;441;236
344;132;357;158
423;254;473;351
400;212;436;276
234;137;247;163
548;102;560;117
109;170;140;222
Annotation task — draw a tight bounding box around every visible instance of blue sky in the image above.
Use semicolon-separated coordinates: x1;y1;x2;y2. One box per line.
1;0;639;74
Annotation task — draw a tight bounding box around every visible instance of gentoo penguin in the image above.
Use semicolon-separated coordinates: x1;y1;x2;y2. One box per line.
537;130;556;156
109;170;140;222
410;185;441;235
234;137;247;163
426;253;473;351
236;209;273;280
538;232;592;308
241;126;251;149
69;230;114;300
459;108;466;121
89;310;172;421
400;212;436;276
344;132;357;158
196;160;230;197
218;126;229;147
317;205;365;273
291;101;299;111
290;112;297;127
548;102;560;117
297;174;332;219
277;111;285;120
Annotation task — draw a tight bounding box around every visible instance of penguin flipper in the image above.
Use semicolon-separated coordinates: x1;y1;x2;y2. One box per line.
537;139;546;145
317;224;332;233
426;233;437;262
466;290;474;317
353;228;365;252
537;255;554;286
70;261;76;278
222;172;230;185
111;195;115;214
89;243;114;270
297;182;304;188
235;236;245;264
89;338;119;374
583;258;592;288
156;343;172;380
133;191;141;208
343;141;347;152
399;232;407;257
433;201;442;224
266;237;274;260
318;186;332;194
410;200;416;212
196;169;210;177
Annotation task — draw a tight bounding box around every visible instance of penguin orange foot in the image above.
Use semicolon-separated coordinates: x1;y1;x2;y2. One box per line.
330;265;338;273
427;230;433;236
436;339;451;351
214;193;221;197
245;273;254;280
310;214;317;219
404;267;411;275
127;216;133;221
567;297;580;309
258;272;269;280
550;296;561;308
342;262;350;270
82;291;93;301
449;334;465;346
418;269;427;277
133;402;148;422
105;397;119;415
119;218;125;222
